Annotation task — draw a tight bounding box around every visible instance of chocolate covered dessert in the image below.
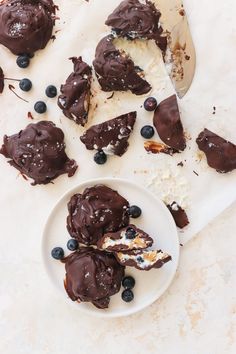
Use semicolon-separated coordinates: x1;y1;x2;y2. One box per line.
0;0;57;56
106;0;167;52
115;249;171;271
153;95;186;151
196;129;236;173
63;248;124;309
93;35;151;95
67;185;130;245
58;57;92;126
80;111;136;156
167;202;189;229
97;224;153;252
0;121;77;185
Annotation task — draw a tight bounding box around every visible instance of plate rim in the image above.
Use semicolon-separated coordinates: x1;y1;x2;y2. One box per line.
42;177;180;318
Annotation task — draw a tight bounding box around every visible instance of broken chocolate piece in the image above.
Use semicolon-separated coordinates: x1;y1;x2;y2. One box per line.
0;121;78;185
67;185;130;245
153;95;186;151
115;249;171;271
93;34;151;95
80;111;136;156
144;141;179;155
106;0;167;53
0;0;56;56
58;57;92;126
0;66;4;93
167;202;189;229
97;224;153;252
196;129;236;173
63;248;124;309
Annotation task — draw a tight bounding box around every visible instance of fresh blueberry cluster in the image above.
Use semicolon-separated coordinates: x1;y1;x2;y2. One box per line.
51;238;79;260
121;276;135;302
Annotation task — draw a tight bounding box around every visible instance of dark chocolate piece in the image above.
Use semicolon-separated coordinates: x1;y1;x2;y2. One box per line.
115;249;171;271
67;185;130;245
0;121;78;185
153;95;186;151
105;0;167;53
167;202;189;229
63;248;124;309
0;0;56;56
196;129;236;173
93;34;151;95
0;66;4;93
97;224;153;252
58;57;92;126
144;141;179;155
80;111;136;156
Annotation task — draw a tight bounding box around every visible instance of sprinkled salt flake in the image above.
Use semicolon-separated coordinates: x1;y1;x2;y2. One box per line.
9;22;25;37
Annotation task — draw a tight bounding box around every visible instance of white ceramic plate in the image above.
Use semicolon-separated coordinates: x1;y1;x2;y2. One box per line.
42;178;179;318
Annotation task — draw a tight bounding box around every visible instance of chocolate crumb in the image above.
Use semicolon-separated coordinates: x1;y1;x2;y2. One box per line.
193;170;199;176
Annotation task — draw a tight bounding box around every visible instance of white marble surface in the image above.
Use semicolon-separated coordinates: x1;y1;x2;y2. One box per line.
1;0;236;352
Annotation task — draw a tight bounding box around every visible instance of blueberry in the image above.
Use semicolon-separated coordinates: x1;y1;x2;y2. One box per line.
121;289;134;303
46;85;57;98
34;101;47;114
140;125;155;139
51;247;64;260
94;151;107;165
137;256;144;263
128;205;142;218
67;239;79;251
122;276;135;289
144;97;157;111
125;227;136;239
19;78;32;92
16;55;30;69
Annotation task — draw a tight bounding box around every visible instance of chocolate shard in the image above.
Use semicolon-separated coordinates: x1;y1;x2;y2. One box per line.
80;111;136;156
0;66;4;93
58;57;92;126
97;224;153;252
105;0;167;53
115;249;171;271
153;95;186;151
66;185;130;245
63;248;124;309
0;0;56;56
167;202;189;229
0;121;78;185
93;34;151;95
196;129;236;173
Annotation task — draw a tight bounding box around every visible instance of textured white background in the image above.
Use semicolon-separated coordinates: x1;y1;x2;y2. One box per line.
0;0;236;352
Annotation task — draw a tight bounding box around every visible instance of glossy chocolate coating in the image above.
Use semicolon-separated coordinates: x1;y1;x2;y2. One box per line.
196;129;236;173
0;121;78;185
0;66;4;93
97;224;153;252
153;95;186;151
0;0;56;55
58;57;92;126
167;202;189;229
67;185;130;245
106;0;167;52
80;111;136;156
63;248;125;309
93;34;151;95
